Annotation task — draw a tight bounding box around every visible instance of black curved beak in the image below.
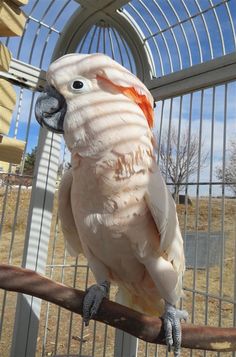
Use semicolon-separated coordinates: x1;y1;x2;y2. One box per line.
35;85;67;134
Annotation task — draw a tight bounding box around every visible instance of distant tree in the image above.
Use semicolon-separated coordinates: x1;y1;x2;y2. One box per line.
216;140;236;196
158;126;208;202
57;161;71;179
65;161;72;170
57;162;63;179
23;146;37;175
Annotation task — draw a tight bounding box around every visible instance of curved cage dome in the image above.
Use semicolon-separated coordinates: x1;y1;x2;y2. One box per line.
1;0;236;81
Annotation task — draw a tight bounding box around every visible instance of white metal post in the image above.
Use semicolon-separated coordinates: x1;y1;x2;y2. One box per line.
114;293;138;357
10;128;61;357
114;330;138;357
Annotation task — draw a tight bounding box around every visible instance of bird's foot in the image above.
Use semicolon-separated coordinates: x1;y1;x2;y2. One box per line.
83;281;110;326
162;302;188;357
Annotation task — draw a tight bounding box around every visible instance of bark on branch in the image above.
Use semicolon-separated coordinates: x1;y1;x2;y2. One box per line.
0;264;235;352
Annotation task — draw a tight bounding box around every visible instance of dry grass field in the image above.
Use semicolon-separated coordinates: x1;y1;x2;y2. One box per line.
0;187;235;357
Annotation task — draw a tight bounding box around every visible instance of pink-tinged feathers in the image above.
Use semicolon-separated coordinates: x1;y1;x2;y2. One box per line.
51;53;185;316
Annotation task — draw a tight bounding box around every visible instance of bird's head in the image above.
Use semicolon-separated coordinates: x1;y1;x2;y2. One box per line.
35;53;154;153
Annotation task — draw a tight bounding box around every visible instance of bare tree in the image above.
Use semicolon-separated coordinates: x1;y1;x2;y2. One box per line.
158;126;208;202
216;140;236;196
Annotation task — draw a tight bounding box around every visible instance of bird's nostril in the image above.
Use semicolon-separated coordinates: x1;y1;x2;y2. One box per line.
47;105;59;113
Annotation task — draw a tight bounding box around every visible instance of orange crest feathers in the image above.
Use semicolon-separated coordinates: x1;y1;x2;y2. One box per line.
97;75;154;129
121;86;154;129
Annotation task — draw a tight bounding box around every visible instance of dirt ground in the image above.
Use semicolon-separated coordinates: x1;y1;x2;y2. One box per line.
0;188;235;357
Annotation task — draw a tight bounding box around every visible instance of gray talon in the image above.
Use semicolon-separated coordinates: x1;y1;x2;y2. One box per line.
162;302;188;356
83;281;110;326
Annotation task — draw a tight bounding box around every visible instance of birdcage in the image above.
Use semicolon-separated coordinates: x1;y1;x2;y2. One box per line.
0;1;236;356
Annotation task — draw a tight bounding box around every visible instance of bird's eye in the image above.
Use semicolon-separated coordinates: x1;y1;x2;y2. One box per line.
71;80;84;90
69;78;91;93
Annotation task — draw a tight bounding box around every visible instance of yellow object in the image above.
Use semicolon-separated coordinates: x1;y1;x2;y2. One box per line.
0;42;12;72
0;160;18;172
10;0;28;6
0;1;27;37
0;160;9;171
0;135;25;164
0;106;13;135
0;78;16;110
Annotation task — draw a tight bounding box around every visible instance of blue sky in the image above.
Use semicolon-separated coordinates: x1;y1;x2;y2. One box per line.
1;0;236;194
154;81;236;195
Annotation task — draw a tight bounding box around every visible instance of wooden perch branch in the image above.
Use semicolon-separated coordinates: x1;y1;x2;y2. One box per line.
0;264;236;352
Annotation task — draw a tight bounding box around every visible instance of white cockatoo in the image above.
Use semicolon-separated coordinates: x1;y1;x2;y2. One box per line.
35;53;187;356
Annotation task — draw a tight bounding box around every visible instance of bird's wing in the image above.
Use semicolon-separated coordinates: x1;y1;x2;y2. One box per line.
145;161;185;274
58;168;83;257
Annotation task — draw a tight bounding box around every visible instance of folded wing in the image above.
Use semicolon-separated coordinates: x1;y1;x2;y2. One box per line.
145;162;185;275
58;168;83;256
